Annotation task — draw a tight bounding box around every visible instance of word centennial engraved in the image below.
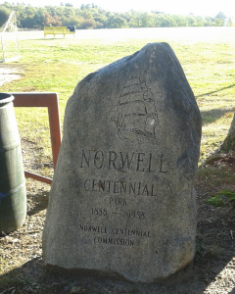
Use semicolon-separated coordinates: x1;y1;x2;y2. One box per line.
84;178;156;196
79;225;150;238
79;225;150;247
80;150;167;173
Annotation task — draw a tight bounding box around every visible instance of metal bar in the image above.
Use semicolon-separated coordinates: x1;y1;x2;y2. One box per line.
1;12;14;63
12;92;62;184
14;12;21;58
1;11;21;63
2;11;14;35
13;92;57;108
47;95;61;168
25;172;52;185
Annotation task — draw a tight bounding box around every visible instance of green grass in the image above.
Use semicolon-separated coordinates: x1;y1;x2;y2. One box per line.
206;190;235;207
1;31;235;175
197;165;235;188
0;29;235;289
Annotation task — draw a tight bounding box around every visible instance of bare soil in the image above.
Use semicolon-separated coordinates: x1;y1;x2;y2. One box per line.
1;141;235;294
0;64;23;86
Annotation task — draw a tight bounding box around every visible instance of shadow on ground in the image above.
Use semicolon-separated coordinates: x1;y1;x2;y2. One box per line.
2;94;235;292
1;251;235;293
1;182;235;293
196;84;235;126
27;191;49;216
196;84;235;99
200;108;234;125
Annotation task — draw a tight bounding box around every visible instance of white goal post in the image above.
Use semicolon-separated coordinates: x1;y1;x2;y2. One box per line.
0;11;20;63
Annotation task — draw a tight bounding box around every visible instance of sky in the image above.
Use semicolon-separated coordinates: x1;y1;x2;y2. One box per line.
3;0;235;17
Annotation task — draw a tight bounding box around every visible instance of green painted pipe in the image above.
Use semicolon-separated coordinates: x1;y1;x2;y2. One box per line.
0;93;26;233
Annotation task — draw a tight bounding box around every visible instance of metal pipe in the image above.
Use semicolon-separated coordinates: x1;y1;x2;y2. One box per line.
47;94;61;168
24;171;52;184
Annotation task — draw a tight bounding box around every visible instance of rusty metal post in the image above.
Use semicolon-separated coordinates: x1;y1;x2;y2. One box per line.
12;92;62;184
47;94;61;168
24;171;52;184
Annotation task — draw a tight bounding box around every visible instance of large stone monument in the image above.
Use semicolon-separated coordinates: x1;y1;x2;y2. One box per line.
42;42;202;283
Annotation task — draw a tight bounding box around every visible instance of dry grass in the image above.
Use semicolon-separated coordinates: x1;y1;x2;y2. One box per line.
1;28;235;171
1;27;235;293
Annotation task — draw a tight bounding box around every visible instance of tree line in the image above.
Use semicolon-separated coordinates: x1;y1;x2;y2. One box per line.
0;2;226;29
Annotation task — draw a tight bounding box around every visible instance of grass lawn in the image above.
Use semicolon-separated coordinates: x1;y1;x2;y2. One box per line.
1;28;235;172
1;27;235;294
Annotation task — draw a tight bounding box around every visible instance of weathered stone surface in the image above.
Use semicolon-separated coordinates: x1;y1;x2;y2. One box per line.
42;42;202;283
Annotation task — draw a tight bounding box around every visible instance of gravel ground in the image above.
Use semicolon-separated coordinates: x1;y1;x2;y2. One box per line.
1;140;235;294
1;29;235;292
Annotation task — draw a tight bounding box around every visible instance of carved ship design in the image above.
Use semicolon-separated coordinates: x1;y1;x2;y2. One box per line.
110;76;159;143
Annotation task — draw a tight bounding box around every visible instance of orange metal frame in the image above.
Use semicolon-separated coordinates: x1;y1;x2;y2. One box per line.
12;92;62;185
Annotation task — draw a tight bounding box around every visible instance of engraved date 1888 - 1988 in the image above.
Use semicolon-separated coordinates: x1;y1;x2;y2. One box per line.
91;208;146;220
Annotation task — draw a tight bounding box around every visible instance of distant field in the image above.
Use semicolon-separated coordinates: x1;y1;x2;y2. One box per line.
15;27;235;43
1;27;235;176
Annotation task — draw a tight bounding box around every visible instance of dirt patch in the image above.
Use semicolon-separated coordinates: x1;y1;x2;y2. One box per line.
1;144;235;293
0;65;23;86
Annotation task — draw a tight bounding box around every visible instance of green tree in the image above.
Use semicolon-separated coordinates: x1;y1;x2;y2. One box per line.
79;18;96;29
215;11;226;26
25;6;36;17
141;12;150;27
34;8;46;28
62;16;80;26
92;12;107;28
204;17;215;27
21;16;35;28
152;14;163;27
160;15;173;27
44;12;55;26
1;2;11;9
80;10;93;20
53;15;62;26
172;15;187;26
64;7;74;18
53;6;64;17
106;15;127;28
0;2;220;29
0;6;10;27
186;16;196;26
129;11;142;27
215;11;226;20
215;18;223;26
